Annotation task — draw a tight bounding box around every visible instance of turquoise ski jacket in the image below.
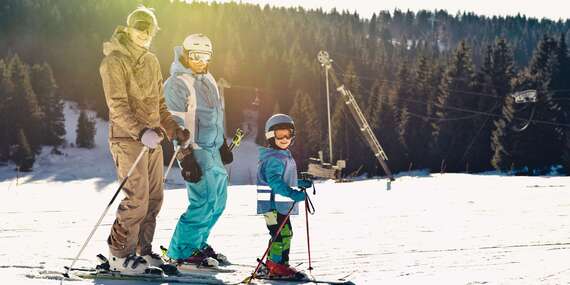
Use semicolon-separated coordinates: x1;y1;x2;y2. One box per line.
257;147;305;215
163;46;224;150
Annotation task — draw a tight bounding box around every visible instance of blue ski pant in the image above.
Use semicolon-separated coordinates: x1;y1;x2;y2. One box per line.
167;147;228;259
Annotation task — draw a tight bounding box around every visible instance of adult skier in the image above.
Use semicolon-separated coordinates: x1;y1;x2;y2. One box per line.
163;33;233;267
99;6;190;274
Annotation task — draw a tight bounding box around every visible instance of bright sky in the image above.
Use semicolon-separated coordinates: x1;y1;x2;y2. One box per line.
207;0;568;21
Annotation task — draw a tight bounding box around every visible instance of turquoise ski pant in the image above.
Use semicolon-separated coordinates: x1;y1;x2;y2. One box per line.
167;148;228;259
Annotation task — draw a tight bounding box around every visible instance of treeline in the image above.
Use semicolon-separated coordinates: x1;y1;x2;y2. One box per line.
1;0;570;175
0;55;64;171
0;55;97;171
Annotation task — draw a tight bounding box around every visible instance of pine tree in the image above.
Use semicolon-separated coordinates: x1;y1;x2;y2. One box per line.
13;129;35;172
487;39;517;172
431;41;477;172
512;35;564;174
6;55;44;154
343;61;362;102
425;61;445;170
367;13;379;60
397;105;411;167
330;97;347;163
367;80;401;175
413;55;436;169
470;44;498;172
289;90;321;170
76;109;96;149
553;34;570;173
337;61;367;173
31;63;65;147
490;94;516;171
0;59;11;160
394;60;421;168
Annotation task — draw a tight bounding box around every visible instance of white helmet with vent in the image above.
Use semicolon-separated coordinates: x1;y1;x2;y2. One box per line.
183;34;213;56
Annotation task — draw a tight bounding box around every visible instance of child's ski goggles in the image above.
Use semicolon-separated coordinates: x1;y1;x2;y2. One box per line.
188;52;211;64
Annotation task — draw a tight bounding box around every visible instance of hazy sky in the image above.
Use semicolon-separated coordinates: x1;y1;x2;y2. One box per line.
207;0;568;21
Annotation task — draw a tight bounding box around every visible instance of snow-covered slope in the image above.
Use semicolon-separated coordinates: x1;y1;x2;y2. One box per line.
3;173;570;284
2;103;570;284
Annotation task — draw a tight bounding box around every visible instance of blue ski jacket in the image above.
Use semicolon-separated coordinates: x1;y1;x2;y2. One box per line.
163;46;224;150
257;147;305;215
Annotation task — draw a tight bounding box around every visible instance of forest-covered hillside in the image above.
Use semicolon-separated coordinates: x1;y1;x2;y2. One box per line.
1;0;569;175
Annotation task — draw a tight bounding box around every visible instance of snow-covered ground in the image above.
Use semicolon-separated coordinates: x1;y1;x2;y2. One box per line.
2;103;570;284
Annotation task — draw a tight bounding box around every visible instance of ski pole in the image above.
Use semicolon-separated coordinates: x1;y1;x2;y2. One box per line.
304;189;314;271
63;146;148;278
228;128;245;152
246;202;298;284
163;145;180;183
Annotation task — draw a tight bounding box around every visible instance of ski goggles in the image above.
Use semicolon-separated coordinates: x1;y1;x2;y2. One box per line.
188;52;211;64
274;130;295;140
132;21;155;34
275;134;294;140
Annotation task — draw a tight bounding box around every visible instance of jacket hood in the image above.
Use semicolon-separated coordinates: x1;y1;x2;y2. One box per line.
169;46;195;76
102;26;147;58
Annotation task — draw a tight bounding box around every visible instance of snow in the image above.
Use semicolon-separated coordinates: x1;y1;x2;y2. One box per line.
226;139;259;185
2;103;570;284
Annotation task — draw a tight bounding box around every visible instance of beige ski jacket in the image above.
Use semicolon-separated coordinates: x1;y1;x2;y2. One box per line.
100;26;179;142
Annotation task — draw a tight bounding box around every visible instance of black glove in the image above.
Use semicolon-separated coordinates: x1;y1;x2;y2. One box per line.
180;150;202;183
219;139;233;165
175;128;191;147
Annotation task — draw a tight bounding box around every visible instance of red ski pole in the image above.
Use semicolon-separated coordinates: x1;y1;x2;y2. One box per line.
246;201;298;284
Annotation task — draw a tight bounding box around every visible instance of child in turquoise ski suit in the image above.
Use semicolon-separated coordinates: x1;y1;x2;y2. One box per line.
257;113;312;278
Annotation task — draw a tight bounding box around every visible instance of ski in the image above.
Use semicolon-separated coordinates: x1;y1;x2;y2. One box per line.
243;261;355;285
63;253;251;285
252;274;355;285
64;265;252;285
159;245;249;274
65;266;356;285
66;267;229;284
174;262;237;273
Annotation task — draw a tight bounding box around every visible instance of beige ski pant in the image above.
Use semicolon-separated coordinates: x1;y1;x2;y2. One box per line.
107;141;164;257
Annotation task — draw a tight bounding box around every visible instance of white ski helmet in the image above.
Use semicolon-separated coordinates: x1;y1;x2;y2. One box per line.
183;34;213;57
265;114;295;140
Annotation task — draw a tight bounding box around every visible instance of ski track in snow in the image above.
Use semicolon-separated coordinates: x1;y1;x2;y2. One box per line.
2;102;570;284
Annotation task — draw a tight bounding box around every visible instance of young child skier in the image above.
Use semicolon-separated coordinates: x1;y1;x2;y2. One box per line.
257;114;313;279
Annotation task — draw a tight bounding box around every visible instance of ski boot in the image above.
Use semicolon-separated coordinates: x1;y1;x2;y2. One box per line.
201;244;229;265
107;253;156;275
141;252;179;275
178;249;219;268
266;259;307;280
